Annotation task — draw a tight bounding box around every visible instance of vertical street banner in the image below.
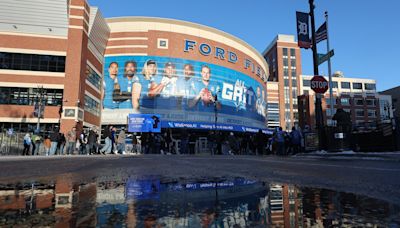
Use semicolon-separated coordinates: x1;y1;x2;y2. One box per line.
296;11;311;49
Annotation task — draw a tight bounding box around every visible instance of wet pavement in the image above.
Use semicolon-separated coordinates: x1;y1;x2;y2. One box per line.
0;176;399;227
0;155;400;227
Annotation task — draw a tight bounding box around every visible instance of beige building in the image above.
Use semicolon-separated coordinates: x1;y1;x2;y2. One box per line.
298;72;391;129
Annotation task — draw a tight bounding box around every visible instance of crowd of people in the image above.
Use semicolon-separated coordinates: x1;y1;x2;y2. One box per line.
22;127;102;156
21;126;306;156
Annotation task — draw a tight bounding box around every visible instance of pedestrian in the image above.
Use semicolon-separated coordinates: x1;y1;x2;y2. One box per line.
228;132;239;155
164;130;173;154
154;133;163;154
117;127;126;154
22;133;31;156
49;129;60;156
255;130;266;156
273;127;286;156
79;129;88;155
180;128;189;154
31;132;41;155
189;133;196;154
87;127;98;155
100;125;112;154
141;133;149;154
66;127;77;155
31;132;39;155
207;131;216;155
43;135;51;156
289;126;302;155
240;133;250;154
58;133;66;155
248;135;256;155
216;131;223;155
111;127;117;154
148;133;155;154
132;133;139;153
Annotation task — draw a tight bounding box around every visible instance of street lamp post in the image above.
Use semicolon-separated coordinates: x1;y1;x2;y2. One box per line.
213;94;218;156
214;94;218;130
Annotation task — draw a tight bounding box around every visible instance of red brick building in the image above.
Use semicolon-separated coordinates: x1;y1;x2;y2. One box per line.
263;35;302;130
0;0;109;135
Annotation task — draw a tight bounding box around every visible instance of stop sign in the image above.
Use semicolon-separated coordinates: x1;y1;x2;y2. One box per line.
310;75;329;94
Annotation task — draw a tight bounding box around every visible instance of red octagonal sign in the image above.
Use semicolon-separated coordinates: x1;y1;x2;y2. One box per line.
310;75;329;94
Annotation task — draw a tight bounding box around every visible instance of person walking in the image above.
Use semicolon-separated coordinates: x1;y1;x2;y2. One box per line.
79;130;88;155
207;131;216;155
117;127;126;154
100;125;112;154
240;135;248;155
189;133;196;154
132;133;139;154
180;128;188;154
164;130;172;154
111;127;117;154
289;127;302;155
87;128;98;155
66;127;77;155
22;133;31;156
49;129;60;156
255;130;267;156
43;136;51;156
31;133;41;155
274;127;286;156
58;133;66;155
228;132;239;155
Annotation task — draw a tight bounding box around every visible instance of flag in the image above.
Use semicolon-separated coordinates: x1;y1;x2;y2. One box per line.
315;22;327;44
296;11;311;49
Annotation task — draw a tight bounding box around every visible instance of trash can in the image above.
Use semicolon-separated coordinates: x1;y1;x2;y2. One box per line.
326;126;350;152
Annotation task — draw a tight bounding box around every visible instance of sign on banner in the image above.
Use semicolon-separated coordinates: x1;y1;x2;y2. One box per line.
128;114;161;133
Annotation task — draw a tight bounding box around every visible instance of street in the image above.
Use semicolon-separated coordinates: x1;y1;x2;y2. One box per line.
1;154;399;205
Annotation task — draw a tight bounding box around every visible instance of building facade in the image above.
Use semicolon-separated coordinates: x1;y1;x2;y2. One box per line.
298;72;390;129
103;17;269;133
263;35;302;130
380;86;399;119
0;0;109;134
266;82;280;128
0;0;270;135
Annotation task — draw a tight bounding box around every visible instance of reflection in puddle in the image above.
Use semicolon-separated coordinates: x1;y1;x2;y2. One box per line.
0;177;399;227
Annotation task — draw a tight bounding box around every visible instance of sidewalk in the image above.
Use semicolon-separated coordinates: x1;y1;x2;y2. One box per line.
294;150;400;161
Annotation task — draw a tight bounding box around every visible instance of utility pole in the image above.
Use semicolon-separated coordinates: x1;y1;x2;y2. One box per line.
35;86;45;133
326;11;334;123
309;0;324;149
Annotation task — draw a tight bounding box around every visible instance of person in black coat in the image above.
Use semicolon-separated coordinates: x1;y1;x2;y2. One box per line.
255;130;266;156
88;128;98;155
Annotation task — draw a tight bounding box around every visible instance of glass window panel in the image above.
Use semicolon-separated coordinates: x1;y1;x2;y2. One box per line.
341;82;351;89
353;83;362;89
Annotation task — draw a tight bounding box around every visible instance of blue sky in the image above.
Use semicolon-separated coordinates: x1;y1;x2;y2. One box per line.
90;0;400;91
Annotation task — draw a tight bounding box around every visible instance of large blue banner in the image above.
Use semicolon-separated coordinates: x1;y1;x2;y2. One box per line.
102;56;267;131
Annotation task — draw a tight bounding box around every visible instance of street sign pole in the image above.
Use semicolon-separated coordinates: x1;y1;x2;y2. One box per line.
309;0;324;150
326;11;334;123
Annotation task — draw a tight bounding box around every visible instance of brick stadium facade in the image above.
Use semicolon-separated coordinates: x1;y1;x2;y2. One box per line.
0;0;270;135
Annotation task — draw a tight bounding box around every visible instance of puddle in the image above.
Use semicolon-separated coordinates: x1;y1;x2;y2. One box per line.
0;177;399;227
